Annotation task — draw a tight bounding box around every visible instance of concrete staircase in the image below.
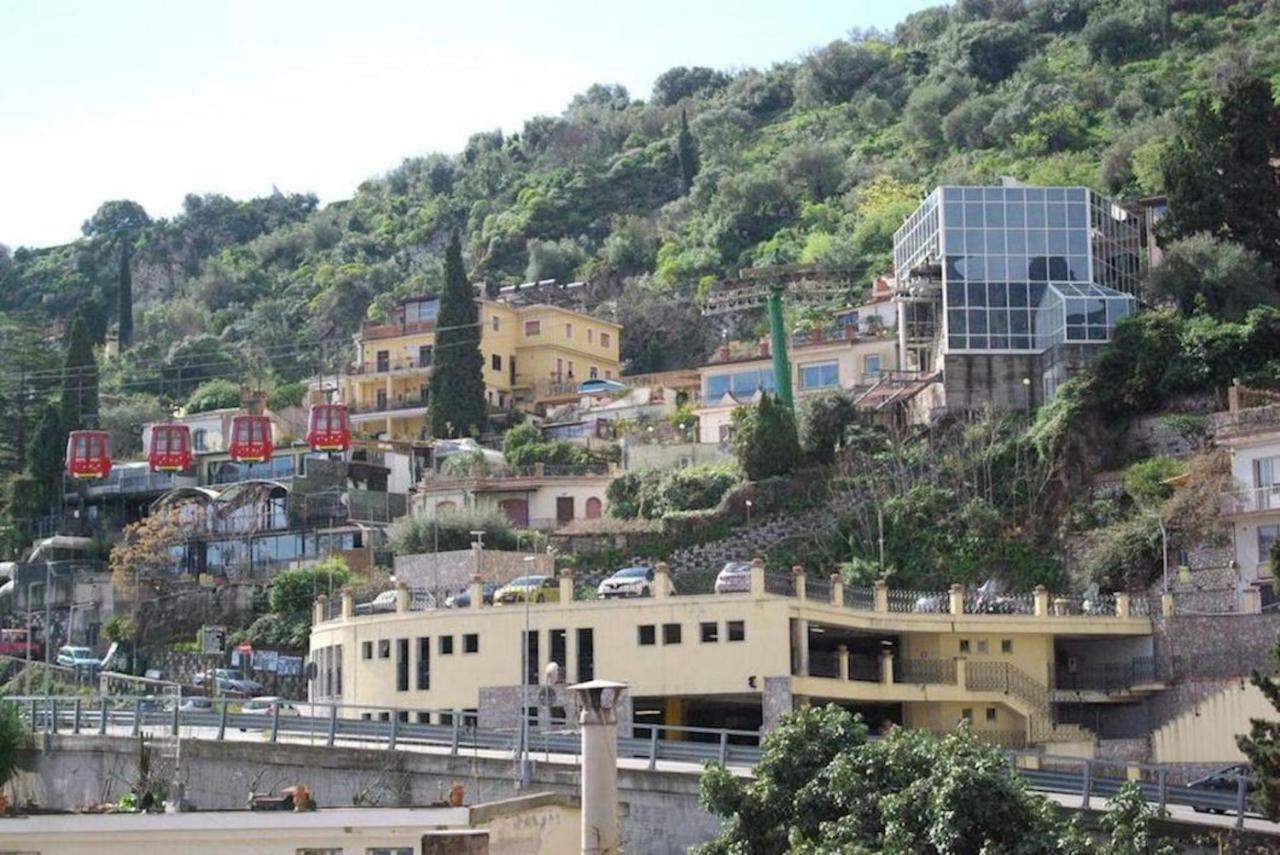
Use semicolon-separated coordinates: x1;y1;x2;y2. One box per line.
968;661;1094;745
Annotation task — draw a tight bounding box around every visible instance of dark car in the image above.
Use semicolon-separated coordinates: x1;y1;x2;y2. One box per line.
1188;764;1255;813
447;583;496;608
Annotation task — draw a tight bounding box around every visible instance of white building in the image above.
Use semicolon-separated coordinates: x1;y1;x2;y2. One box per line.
1215;386;1280;586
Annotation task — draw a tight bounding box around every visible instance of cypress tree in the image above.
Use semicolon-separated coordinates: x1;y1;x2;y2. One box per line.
1239;638;1280;819
60;314;99;431
427;233;486;438
116;241;133;348
676;108;700;194
27;401;65;513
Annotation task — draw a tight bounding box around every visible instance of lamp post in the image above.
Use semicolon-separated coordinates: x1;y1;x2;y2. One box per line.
519;554;538;788
1021;376;1032;416
745;499;753;527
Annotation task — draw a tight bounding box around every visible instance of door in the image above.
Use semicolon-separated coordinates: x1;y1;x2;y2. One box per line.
585;497;602;519
556;496;574;524
499;498;530;528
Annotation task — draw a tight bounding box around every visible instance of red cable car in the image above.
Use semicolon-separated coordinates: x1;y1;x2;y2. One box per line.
307;403;350;453
65;430;112;480
148;423;193;473
228;415;273;464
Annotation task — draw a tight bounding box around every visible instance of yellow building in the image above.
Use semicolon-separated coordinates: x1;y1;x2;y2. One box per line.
310;565;1158;755
330;296;622;440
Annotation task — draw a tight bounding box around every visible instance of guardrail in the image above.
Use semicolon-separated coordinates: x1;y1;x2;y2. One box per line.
4;695;1261;826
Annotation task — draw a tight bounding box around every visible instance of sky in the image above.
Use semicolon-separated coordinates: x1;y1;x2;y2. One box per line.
0;0;939;249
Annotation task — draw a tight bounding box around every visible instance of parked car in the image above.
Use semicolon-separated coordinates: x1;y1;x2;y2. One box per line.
598;566;671;598
714;562;752;594
240;696;300;717
1188;764;1256;813
55;645;100;671
177;697;214;713
355;589;398;614
494;576;560;605
0;628;41;660
447;583;496;608
193;668;263;695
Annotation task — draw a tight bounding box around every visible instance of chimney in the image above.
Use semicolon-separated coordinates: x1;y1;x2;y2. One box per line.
568;680;628;855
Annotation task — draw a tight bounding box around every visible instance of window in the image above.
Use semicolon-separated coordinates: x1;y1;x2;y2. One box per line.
525;320;541;336
601;332;611;349
799;361;839;390
397;710;409;722
589;366;598;379
1260;525;1279;566
378;639;390;659
638;625;656;646
1001;640;1012;654
550;629;566;677
463;633;479;653
524;630;539;685
416;637;429;690
961;708;973;722
440;635;454;655
368;849;414;855
577;628;594;681
568;360;575;378
700;622;719;643
727;621;745;642
985;707;997;722
959;639;970;654
976;639;988;654
193;428;207;451
588;328;594;343
376;350;390;372
492;316;500;331
396;639;409;691
417;712;431;724
362;641;372;660
298;849;344;855
565;323;573;339
663;623;682;645
491;353;502;371
863;353;882;377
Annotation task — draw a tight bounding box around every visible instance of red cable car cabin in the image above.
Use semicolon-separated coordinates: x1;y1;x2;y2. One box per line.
228;415;273;464
65;430;112;480
148;423;193;473
307;403;350;453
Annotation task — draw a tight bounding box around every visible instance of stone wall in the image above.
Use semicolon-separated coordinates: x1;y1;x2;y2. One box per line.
762;676;793;732
622;443;735;473
1154;613;1280;681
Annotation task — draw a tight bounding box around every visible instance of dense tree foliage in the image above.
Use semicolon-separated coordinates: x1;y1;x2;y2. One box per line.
731;394;802;481
1239;638;1280;821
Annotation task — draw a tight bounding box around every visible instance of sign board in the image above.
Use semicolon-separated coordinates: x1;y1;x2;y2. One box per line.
277;655;304;677
201;625;226;655
252;649;280;673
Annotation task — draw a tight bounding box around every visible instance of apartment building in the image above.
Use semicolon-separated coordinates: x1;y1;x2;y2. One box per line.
413;462;613;530
330;296;621;441
310;566;1156;754
696;333;898;444
1214;385;1280;587
890;183;1143;416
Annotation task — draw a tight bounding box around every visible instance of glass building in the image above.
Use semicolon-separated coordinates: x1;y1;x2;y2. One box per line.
893;186;1141;354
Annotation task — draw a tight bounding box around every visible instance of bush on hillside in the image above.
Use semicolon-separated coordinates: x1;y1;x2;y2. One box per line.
607;464;740;520
501;422;594;468
390;505;520;554
1121;456;1187;509
185;378;241;414
731;394;802;481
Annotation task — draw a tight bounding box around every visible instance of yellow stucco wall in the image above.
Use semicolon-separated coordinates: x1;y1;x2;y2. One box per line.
1152;680;1271;763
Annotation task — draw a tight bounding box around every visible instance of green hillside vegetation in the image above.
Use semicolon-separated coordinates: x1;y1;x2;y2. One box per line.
1;0;1279;584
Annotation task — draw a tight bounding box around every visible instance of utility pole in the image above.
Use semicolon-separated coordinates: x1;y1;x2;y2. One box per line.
765;286;794;412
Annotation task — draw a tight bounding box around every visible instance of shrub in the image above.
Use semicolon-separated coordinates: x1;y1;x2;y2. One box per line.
390;505;519;554
607;464;740;520
731;395;802;481
185;378;241;414
1121;457;1188;509
502;422;593;468
799;392;860;464
270;557;352;618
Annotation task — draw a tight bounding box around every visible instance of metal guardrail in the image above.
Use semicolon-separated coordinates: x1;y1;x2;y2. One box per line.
3;695;1261;826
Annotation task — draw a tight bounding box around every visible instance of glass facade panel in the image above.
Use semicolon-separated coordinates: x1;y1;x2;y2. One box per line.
799;361;839;390
703;368;776;400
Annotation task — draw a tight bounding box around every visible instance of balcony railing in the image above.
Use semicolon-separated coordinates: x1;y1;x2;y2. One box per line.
1211;403;1280;438
78;469;180;497
349;356;432;375
895;658;957;685
1222;485;1280;515
359;320;436;341
349;394;429;415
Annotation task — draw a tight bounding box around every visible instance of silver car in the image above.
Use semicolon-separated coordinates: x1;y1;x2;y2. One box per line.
714;562;752;594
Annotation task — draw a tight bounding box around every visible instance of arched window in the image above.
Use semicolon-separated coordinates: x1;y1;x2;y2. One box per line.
585;497;602;519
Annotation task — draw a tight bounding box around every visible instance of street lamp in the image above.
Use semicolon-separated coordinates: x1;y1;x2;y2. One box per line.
745;499;753;527
1021;376;1032;416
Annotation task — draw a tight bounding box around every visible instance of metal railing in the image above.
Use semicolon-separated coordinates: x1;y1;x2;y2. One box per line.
1053;656;1161;694
805;577;831;604
894;658;956;685
888;589;945;613
763;574;795;597
1223;485;1280;515
963;591;1036;615
967;661;1049;712
349;395;429;415
844;586;875;610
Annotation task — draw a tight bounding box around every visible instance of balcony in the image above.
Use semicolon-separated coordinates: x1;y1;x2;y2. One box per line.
1212;402;1280;441
348;355;432;376
1221;485;1280;517
533;378;580;401
349;394;430;418
358;320;436;342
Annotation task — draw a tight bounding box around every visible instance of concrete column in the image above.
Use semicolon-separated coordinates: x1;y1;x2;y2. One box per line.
1242;586;1262;614
340;587;354;619
559;568;575;603
571;681;627;855
470;575;484;611
836;644;849;681
880;647;895;685
653;563;671;600
955;657;967;690
1161;591;1174;617
1033;585;1049;618
791;619;809;677
830;574;844;607
1115;592;1131;618
750;558;765;596
792;566;806;600
394;581;410;614
314;594;328;625
874;579;888;613
949;584;964;616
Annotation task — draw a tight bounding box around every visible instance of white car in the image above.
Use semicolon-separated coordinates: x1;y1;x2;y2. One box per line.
177;697;214;713
240;697;300;717
714;562;752;594
598;566;673;598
